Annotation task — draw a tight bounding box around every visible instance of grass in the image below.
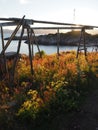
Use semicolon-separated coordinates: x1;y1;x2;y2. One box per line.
0;51;98;130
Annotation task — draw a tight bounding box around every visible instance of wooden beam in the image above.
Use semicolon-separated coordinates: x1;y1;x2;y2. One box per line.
32;20;98;28
1;16;25;55
33;20;81;26
0;17;33;25
32;26;93;30
11;24;25;80
0;18;76;26
0;17;98;28
0;22;17;27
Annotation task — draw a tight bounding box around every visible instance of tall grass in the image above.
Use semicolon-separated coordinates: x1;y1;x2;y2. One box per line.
0;51;98;130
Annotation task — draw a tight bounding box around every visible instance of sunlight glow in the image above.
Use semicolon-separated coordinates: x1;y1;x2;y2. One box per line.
74;8;98;26
19;0;31;4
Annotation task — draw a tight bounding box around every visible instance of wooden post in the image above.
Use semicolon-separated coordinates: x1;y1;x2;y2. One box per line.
57;28;60;57
11;24;25;81
29;28;34;59
32;29;41;58
0;16;25;85
76;27;87;58
31;33;34;59
0;26;7;74
27;26;34;74
83;28;87;56
1;26;4;49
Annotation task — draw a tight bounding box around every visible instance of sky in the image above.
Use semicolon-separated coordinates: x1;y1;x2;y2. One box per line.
0;0;98;33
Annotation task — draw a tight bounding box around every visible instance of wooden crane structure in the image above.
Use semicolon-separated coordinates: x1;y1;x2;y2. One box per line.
0;15;98;82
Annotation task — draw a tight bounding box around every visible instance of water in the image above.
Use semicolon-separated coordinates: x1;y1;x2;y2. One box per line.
33;45;78;54
0;34;96;55
0;42;95;55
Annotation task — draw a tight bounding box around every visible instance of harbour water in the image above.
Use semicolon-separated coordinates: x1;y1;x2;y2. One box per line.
0;34;96;55
0;41;95;55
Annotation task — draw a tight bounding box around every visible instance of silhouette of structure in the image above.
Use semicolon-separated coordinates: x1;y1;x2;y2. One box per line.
0;15;98;82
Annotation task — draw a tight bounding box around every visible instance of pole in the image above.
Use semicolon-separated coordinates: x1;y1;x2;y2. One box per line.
57;29;60;57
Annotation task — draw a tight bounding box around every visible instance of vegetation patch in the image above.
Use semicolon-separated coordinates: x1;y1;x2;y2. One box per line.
0;51;98;130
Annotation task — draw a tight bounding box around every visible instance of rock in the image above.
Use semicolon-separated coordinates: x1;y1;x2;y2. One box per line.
35;31;98;46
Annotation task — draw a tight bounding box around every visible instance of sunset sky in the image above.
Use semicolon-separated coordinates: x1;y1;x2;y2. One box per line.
0;0;98;33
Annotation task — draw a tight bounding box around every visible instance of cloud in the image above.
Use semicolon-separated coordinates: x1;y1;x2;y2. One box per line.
19;0;31;4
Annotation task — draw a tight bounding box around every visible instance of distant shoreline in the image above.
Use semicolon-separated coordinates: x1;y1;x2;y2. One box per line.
4;30;98;46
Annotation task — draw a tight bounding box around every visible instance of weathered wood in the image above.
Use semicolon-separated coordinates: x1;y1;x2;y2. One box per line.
57;29;60;57
4;36;27;40
0;26;7;73
11;24;25;80
27;26;33;74
0;17;98;29
0;22;17;27
32;26;93;30
0;16;25;55
29;28;34;58
1;27;4;50
0;15;98;83
32;20;98;29
76;28;87;58
0;17;33;25
31;29;41;57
